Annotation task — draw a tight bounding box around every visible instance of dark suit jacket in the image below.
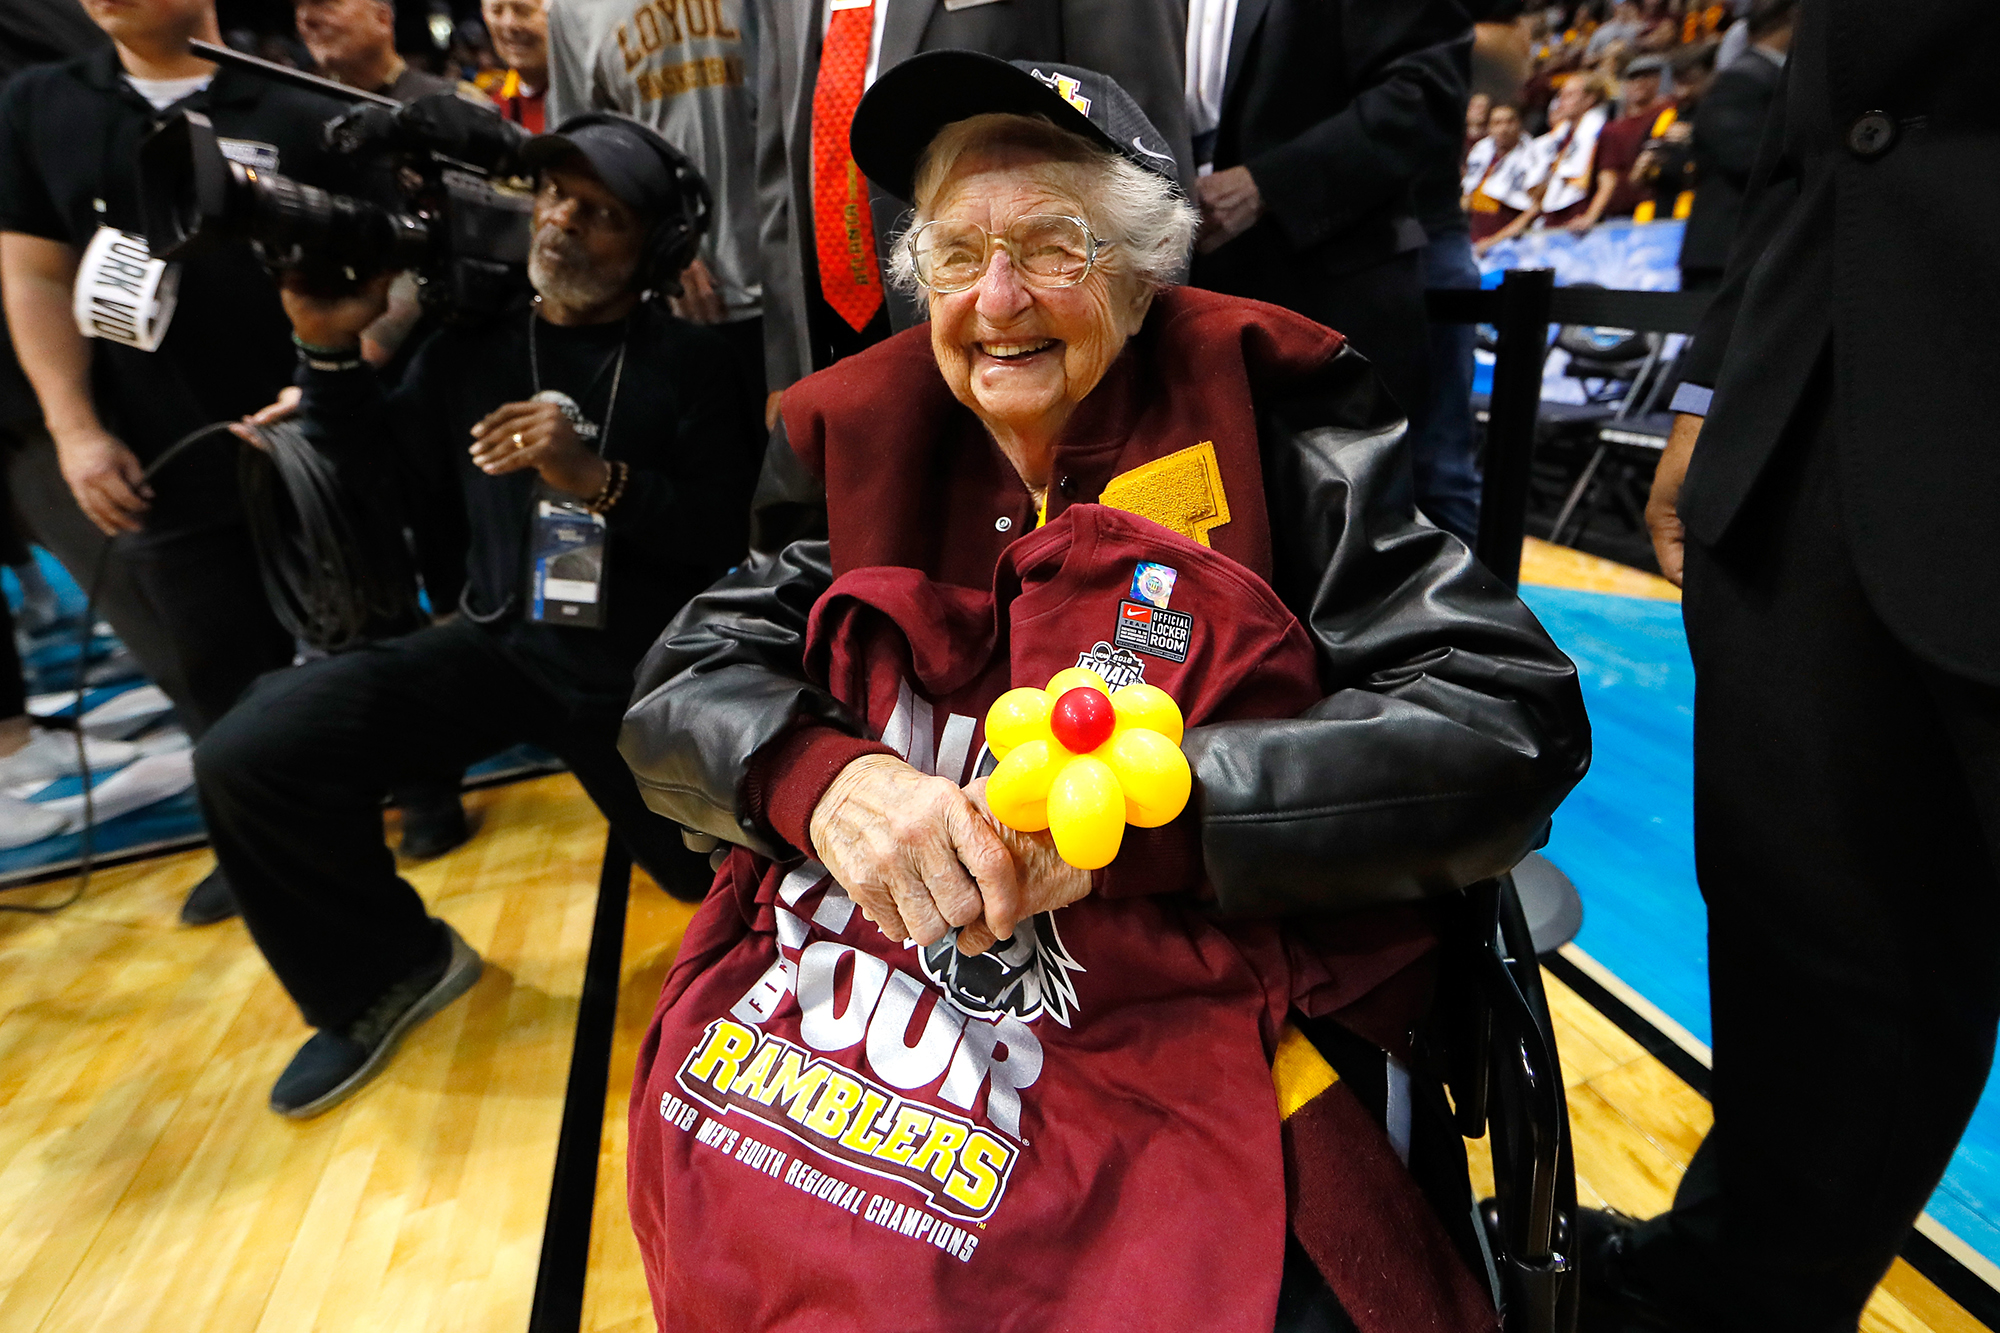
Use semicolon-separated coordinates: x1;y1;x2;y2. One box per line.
1677;47;1781;275
1678;0;2000;681
753;0;1194;389
1196;0;1469;284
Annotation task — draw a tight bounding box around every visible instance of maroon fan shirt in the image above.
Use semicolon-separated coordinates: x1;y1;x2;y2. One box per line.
627;506;1453;1331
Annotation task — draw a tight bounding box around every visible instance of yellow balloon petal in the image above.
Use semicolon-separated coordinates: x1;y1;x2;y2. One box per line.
1104;728;1192;827
1046;756;1125;869
986;739;1059;831
984;687;1052;759
1044;666;1111;699
1110;683;1185;746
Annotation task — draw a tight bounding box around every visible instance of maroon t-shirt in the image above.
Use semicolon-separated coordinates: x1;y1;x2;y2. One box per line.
1594;106;1670;219
626;507;1440;1332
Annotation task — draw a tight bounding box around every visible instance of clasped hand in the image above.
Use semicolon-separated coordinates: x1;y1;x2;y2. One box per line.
809;754;1091;955
468;400;611;500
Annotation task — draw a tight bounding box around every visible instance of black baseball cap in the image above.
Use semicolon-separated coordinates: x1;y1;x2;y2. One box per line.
520;114;682;217
850;51;1182;204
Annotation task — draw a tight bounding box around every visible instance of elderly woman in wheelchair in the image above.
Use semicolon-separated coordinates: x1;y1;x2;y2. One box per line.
617;51;1591;1333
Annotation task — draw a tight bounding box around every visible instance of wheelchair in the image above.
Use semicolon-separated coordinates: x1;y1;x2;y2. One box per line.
1441;873;1580;1333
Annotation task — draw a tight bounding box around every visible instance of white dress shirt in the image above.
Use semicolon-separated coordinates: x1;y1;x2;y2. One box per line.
1184;0;1241;148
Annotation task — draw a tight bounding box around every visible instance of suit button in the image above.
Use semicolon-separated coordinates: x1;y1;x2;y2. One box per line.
1847;111;1897;159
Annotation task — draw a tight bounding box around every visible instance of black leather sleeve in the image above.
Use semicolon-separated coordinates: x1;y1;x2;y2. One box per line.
618;422;853;859
620;353;1591;916
1186;346;1591;918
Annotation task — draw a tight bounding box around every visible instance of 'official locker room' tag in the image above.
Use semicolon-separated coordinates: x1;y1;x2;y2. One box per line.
72;227;180;352
528;488;609;629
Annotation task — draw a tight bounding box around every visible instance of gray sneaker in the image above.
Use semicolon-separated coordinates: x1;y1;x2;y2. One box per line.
269;922;483;1119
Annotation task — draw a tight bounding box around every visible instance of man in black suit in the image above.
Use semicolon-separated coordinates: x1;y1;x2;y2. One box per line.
1676;0;1792;291
1590;3;2000;1328
1185;0;1469;419
753;0;1193;392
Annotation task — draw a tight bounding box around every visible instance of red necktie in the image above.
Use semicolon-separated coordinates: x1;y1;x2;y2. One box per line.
811;0;884;331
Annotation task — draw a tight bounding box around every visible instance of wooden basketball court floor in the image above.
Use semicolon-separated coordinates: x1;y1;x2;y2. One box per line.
0;606;1989;1330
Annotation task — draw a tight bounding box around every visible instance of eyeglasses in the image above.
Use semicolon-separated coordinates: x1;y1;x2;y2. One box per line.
906;214;1110;293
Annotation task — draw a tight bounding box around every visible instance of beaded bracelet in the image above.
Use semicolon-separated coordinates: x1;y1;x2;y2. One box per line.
587;459;629;515
291;331;364;373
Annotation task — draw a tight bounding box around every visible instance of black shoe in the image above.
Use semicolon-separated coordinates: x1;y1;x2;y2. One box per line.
269;922;483;1119
179;865;240;926
398;794;470;861
1575;1207;1691;1333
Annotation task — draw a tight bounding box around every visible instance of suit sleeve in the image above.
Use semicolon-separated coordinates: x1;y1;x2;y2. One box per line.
1677;56;1792;391
1184;347;1591;918
1694;66;1773;188
755;0;809;391
1246;0;1470;252
1061;0;1197;196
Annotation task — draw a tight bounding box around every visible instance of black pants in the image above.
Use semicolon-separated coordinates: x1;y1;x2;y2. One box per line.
1626;393;2000;1329
1191;244;1429;423
194;618;712;1032
5;427;293;738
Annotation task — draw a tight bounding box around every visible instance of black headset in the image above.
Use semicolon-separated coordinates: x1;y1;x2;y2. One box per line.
543;112;713;299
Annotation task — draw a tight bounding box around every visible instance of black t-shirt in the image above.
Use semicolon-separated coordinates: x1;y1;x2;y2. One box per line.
297;300;762;714
0;47;349;532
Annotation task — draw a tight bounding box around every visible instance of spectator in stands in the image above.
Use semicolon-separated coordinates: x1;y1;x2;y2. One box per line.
1492;71;1610;239
195;115;758;1119
1189;0;1469;421
1466;90;1493;156
295;0;464;99
1591;53;1679;221
1678;0;1793;289
1585;0;1644;59
481;0;545;132
1465;104;1541;251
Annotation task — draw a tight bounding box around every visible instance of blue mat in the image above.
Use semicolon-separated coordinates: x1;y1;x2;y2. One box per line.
1;550;560;884
1521;583;2000;1272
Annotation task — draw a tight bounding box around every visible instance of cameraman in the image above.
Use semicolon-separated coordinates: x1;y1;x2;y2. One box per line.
193;114;759;1119
0;0;351;925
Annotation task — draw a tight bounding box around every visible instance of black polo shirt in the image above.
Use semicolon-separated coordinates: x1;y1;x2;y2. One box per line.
0;47;349;532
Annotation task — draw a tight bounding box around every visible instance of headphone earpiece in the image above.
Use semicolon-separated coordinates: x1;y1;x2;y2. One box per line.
544;112;713;299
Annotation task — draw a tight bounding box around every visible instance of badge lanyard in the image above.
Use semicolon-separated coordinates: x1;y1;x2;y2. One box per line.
522;308;629;629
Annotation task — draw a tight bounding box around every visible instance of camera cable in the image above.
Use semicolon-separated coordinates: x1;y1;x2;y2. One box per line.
1;420;240;915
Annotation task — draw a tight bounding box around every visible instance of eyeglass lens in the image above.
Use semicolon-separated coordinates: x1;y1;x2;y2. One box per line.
914;215;1095;291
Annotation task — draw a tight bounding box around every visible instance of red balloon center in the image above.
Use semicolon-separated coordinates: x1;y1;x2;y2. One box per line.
1049;686;1115;754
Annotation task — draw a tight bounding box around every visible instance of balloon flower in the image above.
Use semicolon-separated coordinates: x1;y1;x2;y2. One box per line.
982;667;1192;870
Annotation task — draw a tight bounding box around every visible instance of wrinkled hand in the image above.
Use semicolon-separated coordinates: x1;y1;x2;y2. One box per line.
956;776;1091;954
468;399;611;499
670;257;726;325
809;754;1019;950
278;271;395;352
1195;166;1266;254
229;385;303;450
55;427;150;535
1645;411;1702;586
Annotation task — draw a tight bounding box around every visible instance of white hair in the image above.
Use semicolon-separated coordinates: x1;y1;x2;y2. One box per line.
885;113;1197;299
